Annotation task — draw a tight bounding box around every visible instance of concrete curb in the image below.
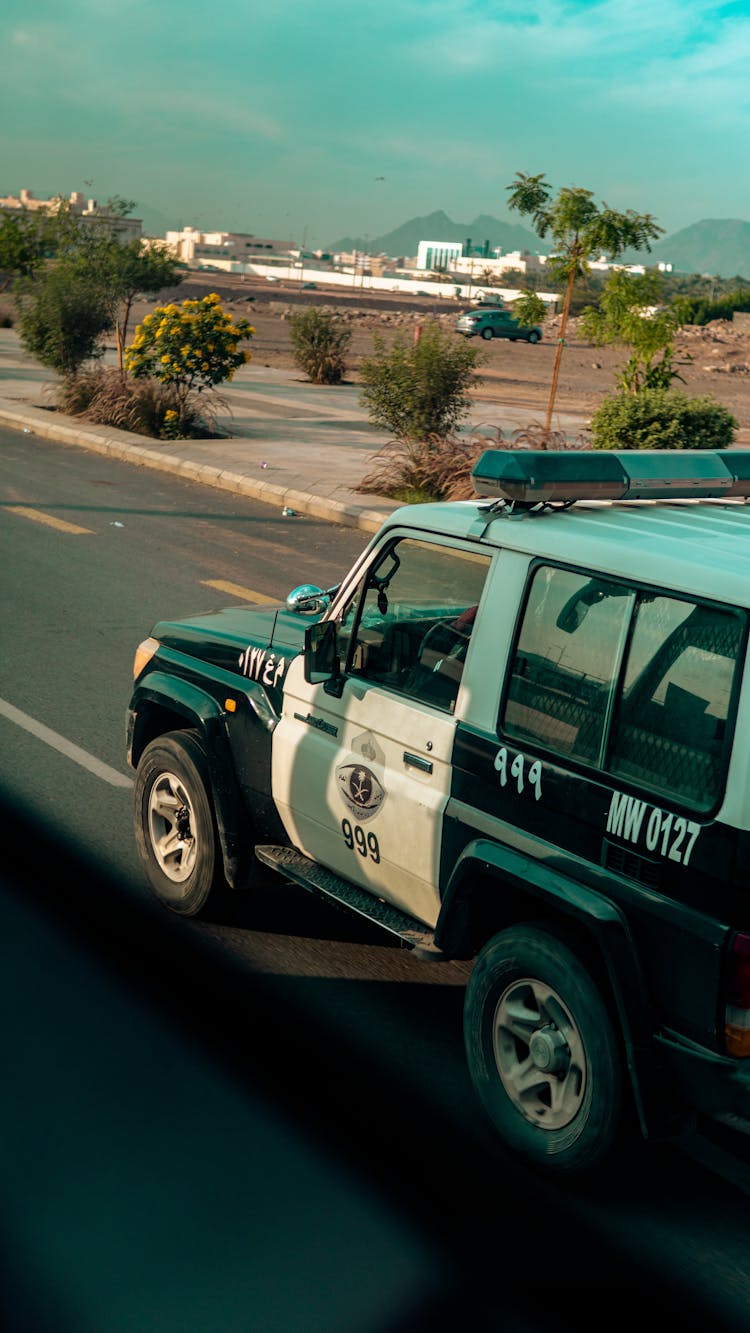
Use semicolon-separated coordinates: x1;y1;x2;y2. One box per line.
0;396;399;535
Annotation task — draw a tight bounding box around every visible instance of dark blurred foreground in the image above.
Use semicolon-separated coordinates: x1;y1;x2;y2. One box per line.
0;783;742;1333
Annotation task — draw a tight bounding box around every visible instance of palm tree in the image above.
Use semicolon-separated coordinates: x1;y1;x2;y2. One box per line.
506;172;663;431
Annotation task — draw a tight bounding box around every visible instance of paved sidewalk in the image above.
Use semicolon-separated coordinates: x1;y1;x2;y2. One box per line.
0;327;589;533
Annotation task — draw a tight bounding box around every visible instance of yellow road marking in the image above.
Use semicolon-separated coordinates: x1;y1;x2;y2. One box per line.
201;579;278;604
6;505;94;535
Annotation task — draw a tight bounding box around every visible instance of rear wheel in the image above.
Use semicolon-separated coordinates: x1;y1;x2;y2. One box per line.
134;730;224;916
464;923;623;1177
481;327;494;340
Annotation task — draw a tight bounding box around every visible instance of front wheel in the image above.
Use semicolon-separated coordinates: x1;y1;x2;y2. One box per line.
527;331;540;344
134;730;224;916
480;327;494;340
464;923;623;1177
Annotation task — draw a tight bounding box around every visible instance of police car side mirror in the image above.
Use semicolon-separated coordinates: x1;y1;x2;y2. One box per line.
304;620;342;690
286;584;329;614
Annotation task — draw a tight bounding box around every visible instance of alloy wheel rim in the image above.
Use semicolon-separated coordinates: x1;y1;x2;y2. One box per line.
492;977;586;1130
148;770;198;885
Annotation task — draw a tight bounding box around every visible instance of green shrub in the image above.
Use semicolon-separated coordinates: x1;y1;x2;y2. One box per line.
590;389;738;451
671;288;750;326
288;307;351;384
359;320;483;441
16;264;113;377
56;367;214;439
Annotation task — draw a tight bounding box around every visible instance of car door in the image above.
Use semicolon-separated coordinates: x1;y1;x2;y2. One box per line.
272;534;491;926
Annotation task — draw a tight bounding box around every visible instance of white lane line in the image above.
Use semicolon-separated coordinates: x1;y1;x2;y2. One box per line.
0;697;133;788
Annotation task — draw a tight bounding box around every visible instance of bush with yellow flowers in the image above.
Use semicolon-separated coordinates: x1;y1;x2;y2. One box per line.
125;293;254;420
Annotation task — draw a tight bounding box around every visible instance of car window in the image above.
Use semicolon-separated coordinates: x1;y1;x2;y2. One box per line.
610;596;744;807
502;565;745;810
503;567;633;764
336;537;490;713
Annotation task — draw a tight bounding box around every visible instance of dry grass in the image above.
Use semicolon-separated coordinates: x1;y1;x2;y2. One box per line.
360;422;591;502
54;367;220;439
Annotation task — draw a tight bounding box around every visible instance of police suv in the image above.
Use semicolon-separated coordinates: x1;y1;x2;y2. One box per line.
127;449;750;1178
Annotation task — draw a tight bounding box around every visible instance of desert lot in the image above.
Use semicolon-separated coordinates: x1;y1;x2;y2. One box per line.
135;271;750;436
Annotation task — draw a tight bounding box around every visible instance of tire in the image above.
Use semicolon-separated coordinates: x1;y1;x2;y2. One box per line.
464;923;623;1177
527;331;540;344
480;327;494;341
134;730;224;917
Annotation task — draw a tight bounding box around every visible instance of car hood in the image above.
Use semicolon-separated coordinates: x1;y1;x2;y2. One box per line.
150;602;318;677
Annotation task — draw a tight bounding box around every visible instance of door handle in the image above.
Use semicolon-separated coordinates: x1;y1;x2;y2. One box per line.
403;751;433;774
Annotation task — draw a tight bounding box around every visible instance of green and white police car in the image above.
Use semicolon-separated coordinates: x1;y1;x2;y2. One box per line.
127;449;750;1178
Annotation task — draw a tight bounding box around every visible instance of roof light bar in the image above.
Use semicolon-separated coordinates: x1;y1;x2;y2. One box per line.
471;449;750;505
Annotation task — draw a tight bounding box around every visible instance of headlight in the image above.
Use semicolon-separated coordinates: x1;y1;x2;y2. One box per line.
133;636;160;680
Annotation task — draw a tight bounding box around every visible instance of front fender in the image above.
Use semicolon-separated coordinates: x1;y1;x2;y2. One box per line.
127;672;264;889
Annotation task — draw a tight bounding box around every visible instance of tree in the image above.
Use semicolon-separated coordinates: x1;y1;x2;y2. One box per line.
0;206;70;292
288;307;351;384
2;201;177;373
62;199;174;371
359;320;483;441
580;269;687;393
506;172;663;429
16;262;114;378
81;238;180;372
512;291;547;326
125;292;254;411
105;196;137;218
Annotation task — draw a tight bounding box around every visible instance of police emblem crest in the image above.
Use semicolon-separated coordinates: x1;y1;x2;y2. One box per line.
335;762;385;821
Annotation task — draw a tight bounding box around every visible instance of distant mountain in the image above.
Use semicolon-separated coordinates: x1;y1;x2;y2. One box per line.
643;219;750;280
135;197;750;280
328;210;548;259
329;211;750;280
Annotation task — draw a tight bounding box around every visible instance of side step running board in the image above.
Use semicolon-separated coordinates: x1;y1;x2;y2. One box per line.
254;844;447;961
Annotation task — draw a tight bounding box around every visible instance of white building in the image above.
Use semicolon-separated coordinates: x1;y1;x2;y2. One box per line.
164;225;294;266
417;240;464;271
451;250;546;279
417;239;548;279
586;254;647;276
0;188;142;244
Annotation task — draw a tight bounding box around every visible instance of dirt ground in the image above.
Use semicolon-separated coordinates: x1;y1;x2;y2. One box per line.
131;271;750;436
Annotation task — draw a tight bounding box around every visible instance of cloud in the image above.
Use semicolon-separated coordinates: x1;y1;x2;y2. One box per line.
607;14;750;116
1;0;746;238
403;0;747;93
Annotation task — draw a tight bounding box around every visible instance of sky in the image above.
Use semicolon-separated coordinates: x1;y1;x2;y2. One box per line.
2;0;750;249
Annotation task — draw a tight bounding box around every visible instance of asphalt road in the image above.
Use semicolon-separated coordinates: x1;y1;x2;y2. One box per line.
4;426;750;1331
